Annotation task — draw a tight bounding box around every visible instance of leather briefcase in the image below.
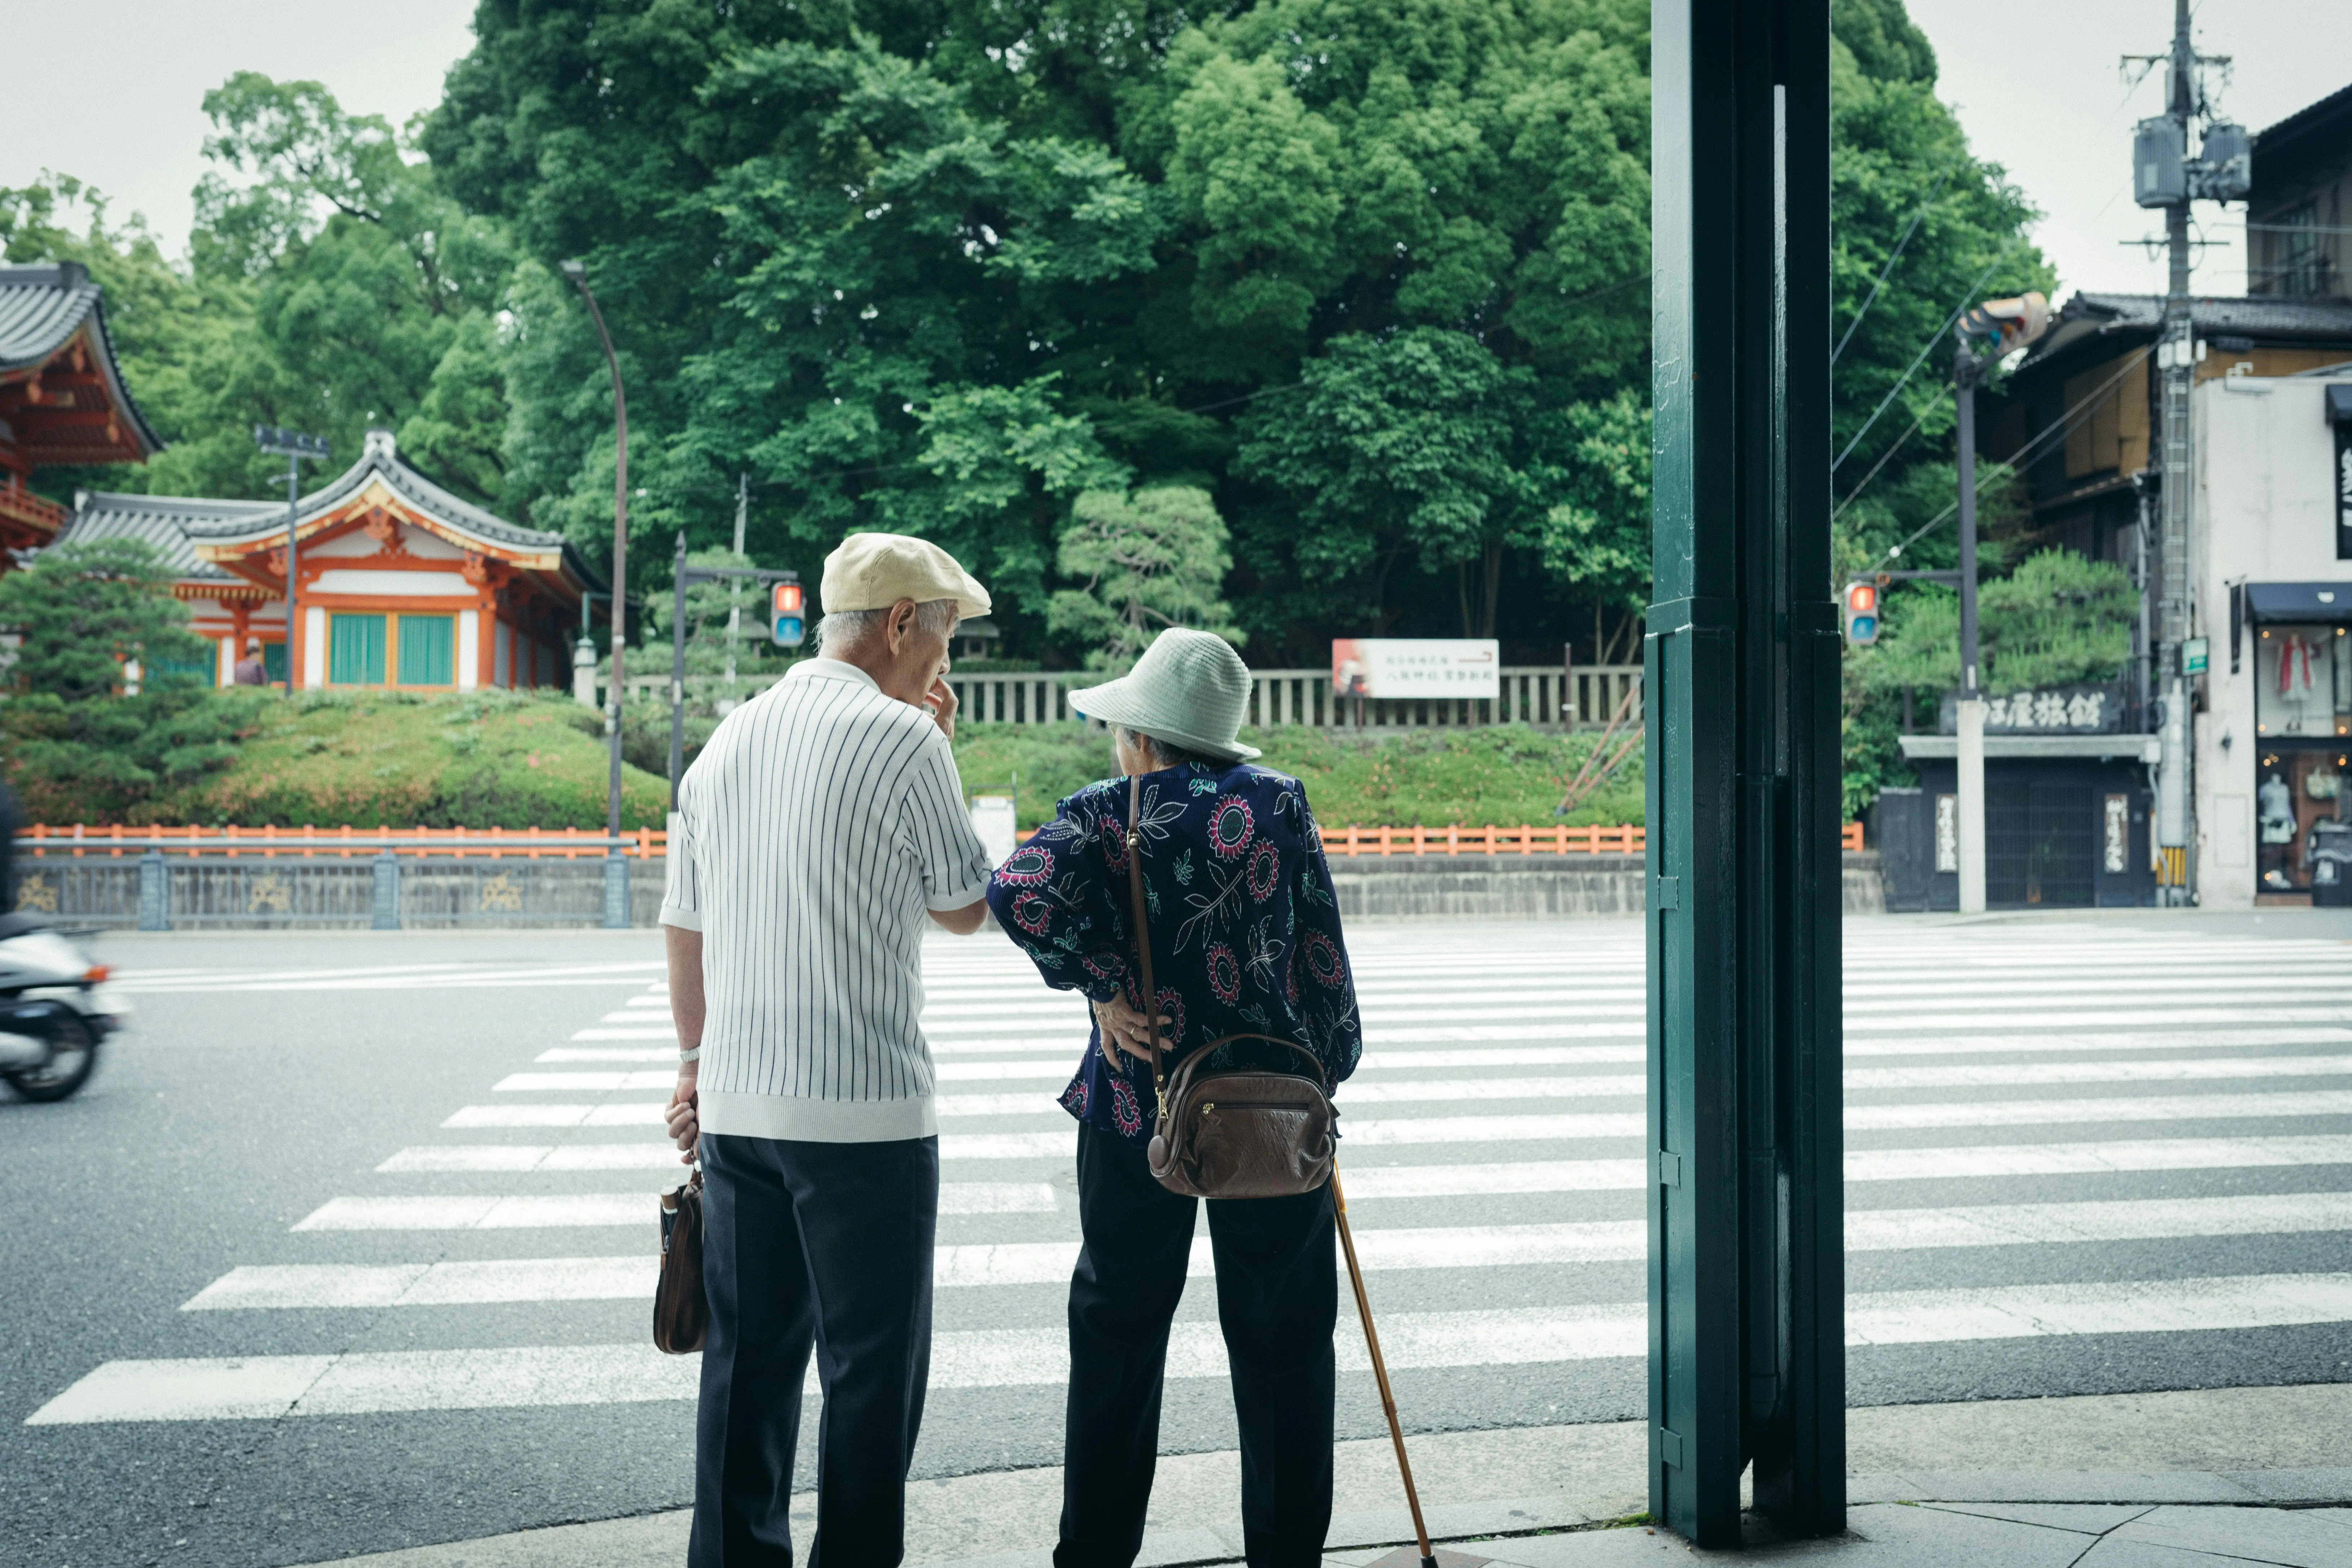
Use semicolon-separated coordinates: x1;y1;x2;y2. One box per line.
1121;774;1336;1200
655;1167;707;1353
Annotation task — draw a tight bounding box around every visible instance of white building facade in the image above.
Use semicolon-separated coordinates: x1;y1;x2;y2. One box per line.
2191;371;2352;905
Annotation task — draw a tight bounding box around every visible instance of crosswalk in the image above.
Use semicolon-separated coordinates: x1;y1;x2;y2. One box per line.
27;921;2352;1437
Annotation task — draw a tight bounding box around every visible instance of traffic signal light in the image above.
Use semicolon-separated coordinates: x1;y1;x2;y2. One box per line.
1843;580;1879;644
771;581;805;647
1958;291;2051;358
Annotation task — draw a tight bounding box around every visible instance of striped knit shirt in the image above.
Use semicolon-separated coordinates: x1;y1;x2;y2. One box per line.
660;659;992;1142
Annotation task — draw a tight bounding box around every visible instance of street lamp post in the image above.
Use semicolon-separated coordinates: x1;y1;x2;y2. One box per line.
254;426;330;693
560;259;631;929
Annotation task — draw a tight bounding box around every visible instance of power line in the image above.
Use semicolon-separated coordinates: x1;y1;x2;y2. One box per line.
1863;344;2157;564
1831;247;2015;475
1832;161;1957;367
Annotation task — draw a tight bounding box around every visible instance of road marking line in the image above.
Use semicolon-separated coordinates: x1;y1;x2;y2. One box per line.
442;1104;667;1128
537;1048;675;1063
45;1272;2352;1422
436;1089;2352;1143
495;1071;676;1091
297;1182;1057;1228
216;1190;2352;1307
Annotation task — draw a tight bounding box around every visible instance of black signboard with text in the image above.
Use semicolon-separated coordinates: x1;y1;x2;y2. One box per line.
1938;682;2128;736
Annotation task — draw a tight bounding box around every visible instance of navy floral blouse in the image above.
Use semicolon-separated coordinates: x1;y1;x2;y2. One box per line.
985;761;1363;1149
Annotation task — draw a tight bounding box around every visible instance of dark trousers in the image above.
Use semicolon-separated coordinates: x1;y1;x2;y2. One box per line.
691;1131;939;1568
1056;1123;1336;1568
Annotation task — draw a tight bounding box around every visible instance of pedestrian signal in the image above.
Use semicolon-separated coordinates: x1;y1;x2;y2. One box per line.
1843;581;1879;645
772;581;805;647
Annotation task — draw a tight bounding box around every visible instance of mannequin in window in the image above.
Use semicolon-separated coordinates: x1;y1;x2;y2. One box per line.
2259;771;2298;845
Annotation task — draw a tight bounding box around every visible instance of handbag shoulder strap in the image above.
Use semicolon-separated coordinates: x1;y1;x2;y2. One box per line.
1124;773;1167;1113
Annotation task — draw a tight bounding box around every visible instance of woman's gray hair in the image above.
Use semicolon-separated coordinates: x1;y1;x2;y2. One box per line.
1115;725;1216;770
815;598;959;655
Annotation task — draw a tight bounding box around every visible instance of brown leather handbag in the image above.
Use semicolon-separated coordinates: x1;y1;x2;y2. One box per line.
654;1167;707;1353
1122;775;1336;1199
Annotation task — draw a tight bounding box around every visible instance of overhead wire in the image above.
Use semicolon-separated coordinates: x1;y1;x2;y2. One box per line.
1831;160;1958;367
1860;343;2158;567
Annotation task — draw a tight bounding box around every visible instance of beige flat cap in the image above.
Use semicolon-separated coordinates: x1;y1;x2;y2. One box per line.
820;532;991;618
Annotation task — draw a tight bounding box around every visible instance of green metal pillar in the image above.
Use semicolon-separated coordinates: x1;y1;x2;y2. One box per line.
1646;0;1842;1546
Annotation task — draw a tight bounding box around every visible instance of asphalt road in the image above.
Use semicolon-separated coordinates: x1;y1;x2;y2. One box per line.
4;912;2351;1568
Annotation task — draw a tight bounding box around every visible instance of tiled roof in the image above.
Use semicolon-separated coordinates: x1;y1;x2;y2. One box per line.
0;263;165;457
180;430;604;594
55;492;282;581
2064;292;2352;336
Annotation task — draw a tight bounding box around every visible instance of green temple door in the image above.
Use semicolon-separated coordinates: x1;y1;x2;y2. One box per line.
1646;0;1844;1546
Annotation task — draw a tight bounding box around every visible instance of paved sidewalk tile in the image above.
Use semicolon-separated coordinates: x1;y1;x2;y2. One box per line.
2086;1504;2352;1568
1481;1503;2097;1566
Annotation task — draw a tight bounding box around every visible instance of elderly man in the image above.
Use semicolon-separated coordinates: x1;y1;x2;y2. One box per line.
662;532;995;1568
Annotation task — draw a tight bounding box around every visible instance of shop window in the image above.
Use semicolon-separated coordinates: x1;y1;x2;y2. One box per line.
2256;747;2350;894
398;615;454;686
330;613;386;685
2252;624;2350;738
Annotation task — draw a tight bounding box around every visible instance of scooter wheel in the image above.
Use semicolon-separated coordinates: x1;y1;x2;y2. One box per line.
2;1014;99;1102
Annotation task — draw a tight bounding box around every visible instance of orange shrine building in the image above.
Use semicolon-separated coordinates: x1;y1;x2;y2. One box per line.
63;428;601;690
1;263;164;553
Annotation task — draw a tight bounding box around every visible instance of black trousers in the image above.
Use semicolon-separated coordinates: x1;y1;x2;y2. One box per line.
691;1131;939;1568
1056;1123;1337;1568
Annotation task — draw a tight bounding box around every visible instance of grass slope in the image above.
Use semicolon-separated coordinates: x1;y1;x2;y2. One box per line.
952;723;1642;830
110;692;667;829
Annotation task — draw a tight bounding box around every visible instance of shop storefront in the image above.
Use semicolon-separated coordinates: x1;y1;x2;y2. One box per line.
2242;587;2351;898
2193;374;2352;907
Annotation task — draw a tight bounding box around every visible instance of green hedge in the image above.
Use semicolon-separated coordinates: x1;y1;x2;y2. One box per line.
1;688;1639;833
953;723;1642;831
2;688;670;829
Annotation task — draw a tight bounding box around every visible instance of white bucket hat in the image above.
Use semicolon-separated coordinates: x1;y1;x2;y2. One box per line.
1069;627;1260;763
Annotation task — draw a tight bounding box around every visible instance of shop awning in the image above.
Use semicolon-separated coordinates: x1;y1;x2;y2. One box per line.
2243;581;2352;621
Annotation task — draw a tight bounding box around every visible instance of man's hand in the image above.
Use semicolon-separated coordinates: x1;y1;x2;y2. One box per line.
1092;994;1173;1065
924;672;958;742
667;1061;699;1164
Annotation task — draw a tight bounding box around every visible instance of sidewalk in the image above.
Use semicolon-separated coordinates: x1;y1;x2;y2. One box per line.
312;1383;2352;1567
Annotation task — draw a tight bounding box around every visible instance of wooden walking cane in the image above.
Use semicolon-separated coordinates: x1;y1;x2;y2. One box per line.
1334;1167;1489;1568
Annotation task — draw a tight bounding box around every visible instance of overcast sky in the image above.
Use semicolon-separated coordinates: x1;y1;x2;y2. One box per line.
4;1;2351;306
1908;0;2352;301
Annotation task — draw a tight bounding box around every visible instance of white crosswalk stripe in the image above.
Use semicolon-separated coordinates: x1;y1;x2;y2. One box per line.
36;924;2352;1426
36;1271;2352;1424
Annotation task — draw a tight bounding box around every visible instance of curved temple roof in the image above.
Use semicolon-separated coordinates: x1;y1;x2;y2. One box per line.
0;262;166;463
188;428;605;601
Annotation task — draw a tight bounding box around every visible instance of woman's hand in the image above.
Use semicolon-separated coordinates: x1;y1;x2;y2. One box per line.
1092;994;1171;1065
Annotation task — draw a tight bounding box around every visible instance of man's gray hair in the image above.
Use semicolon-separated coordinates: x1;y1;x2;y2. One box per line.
815;598;959;655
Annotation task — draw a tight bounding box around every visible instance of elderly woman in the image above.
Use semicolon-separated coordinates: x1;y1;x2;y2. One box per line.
985;627;1362;1568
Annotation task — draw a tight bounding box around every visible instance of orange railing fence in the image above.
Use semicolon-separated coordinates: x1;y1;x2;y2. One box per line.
19;822;1863;859
14;825;666;860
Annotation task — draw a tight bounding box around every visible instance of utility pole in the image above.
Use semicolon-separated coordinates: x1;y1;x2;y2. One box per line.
558;258;632;929
2125;0;2249;905
1950;294;2051;914
254;426;330;692
723;472;746;711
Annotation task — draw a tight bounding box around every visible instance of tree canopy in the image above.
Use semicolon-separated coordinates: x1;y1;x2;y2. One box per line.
4;0;2055;733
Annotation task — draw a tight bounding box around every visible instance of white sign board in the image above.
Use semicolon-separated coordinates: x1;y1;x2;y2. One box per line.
1332;639;1500;700
970;796;1017;869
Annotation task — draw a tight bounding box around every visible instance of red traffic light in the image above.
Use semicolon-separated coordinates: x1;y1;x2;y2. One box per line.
772;582;804;616
1843;580;1880;645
